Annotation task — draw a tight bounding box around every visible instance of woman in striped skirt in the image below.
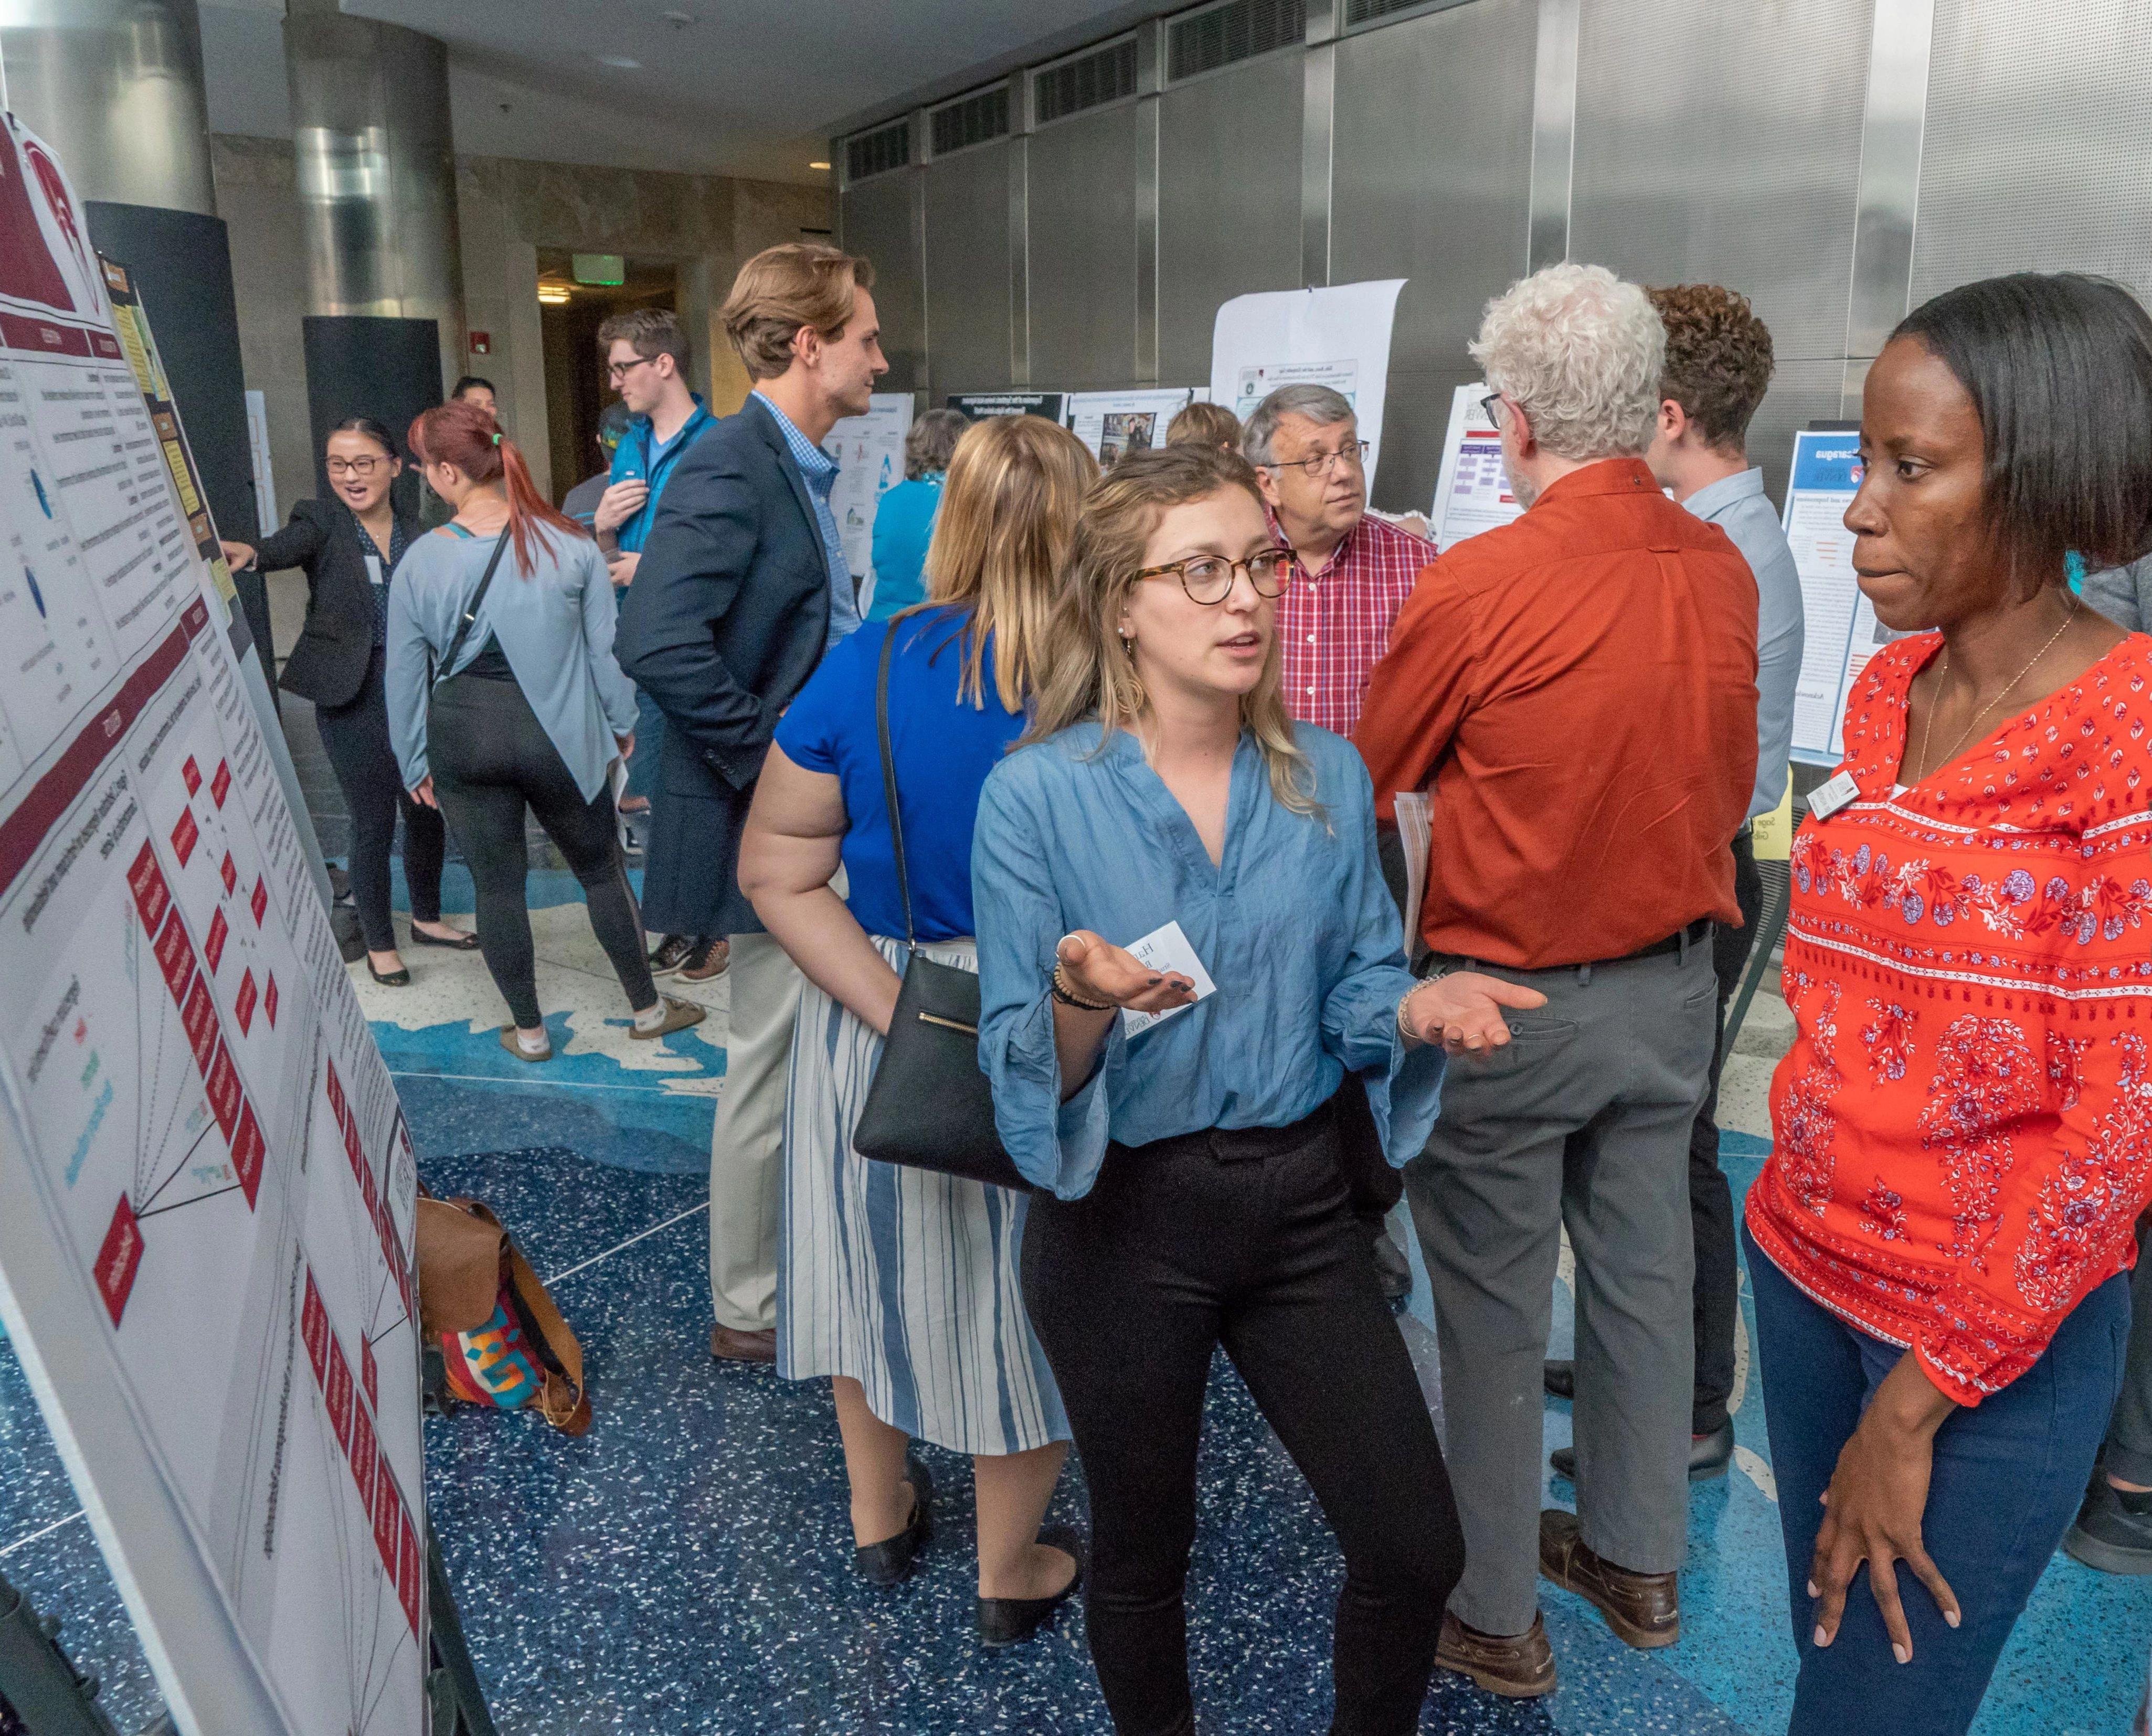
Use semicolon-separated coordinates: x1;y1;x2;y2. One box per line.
738;414;1098;1646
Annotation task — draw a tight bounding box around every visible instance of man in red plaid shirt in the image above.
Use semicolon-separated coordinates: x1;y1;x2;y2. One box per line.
1245;384;1433;740
1246;383;1430;1305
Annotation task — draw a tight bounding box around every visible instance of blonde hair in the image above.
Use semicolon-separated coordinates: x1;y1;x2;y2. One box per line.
721;243;874;381
1023;444;1319;817
914;414;1097;711
1469;262;1663;460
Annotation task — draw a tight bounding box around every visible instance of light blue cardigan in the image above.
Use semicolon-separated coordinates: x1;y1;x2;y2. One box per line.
385;523;640;802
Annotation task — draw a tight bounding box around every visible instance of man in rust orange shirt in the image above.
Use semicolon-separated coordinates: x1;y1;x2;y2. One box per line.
1356;263;1757;1698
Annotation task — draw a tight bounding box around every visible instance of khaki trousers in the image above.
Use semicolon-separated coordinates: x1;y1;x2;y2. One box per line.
708;929;803;1332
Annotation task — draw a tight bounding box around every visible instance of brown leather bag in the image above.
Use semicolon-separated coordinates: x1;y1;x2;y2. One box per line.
416;1194;591;1436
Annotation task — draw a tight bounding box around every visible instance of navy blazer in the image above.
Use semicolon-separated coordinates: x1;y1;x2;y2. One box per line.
614;395;835;936
255;496;417;710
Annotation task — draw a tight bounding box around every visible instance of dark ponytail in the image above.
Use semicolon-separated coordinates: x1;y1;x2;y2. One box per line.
406;399;585;572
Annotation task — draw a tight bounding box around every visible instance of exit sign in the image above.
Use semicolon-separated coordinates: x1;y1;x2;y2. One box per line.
571;253;626;286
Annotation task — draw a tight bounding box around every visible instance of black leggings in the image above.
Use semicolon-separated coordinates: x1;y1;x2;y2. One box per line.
1022;1096;1464;1736
315;654;445;952
426;673;655;1029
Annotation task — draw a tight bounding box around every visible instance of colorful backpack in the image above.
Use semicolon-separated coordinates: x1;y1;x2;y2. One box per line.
416;1195;591;1435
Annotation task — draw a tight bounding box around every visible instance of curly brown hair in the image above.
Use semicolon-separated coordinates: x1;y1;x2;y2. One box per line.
1648;284;1775;452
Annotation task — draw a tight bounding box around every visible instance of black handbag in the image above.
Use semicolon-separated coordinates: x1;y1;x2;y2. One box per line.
849;626;1038;1194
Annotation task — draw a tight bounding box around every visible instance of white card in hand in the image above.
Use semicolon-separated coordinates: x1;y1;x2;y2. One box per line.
1119;919;1217;1039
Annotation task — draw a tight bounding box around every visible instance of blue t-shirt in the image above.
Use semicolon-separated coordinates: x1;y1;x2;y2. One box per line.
866;475;943;621
773;607;1021;942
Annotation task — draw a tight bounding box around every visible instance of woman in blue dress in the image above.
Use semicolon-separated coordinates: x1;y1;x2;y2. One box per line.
738;414;1097;1646
973;443;1545;1733
865;407;966;621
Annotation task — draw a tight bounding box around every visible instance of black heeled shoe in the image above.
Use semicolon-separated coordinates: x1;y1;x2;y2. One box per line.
854;1457;934;1586
366;957;410;986
977;1524;1086;1647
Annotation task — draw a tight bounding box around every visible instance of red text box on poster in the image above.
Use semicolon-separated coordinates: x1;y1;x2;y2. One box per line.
92;1196;144;1326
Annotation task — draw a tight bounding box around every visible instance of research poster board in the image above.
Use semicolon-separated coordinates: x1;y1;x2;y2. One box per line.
1783;429;1888;764
823;390;914;580
1428;382;1524;552
949;390;1066;424
0;115;423;1736
1210;280;1405;492
1064;388;1200;465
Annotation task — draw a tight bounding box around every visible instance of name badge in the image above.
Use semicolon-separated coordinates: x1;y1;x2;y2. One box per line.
1808;769;1862;821
364;553;385;589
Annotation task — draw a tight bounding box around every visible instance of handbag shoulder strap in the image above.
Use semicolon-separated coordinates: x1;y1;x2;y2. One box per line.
432;530;513;688
874;623;918;953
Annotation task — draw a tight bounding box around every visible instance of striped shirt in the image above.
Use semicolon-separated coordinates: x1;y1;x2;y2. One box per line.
1269;507;1432;739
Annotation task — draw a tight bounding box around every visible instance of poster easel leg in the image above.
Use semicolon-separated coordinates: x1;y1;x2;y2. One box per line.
0;1569;122;1736
425;1528;498;1736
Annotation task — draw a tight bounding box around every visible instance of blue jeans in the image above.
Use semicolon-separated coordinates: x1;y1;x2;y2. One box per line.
624;688;667;802
1745;1223;2128;1735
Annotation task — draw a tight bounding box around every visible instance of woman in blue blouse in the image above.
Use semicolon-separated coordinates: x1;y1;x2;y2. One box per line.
865;407;966;621
738;415;1097;1646
973;444;1543;1734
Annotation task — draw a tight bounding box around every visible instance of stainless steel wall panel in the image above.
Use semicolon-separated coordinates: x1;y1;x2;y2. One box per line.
1567;0;1872;362
1526;0;1578;272
1912;0;2152;311
1844;0;1932;360
1156;53;1305;386
841;174;926;393
1331;0;1538;508
1742;359;1845;513
1027;106;1143;389
923;142;1015;397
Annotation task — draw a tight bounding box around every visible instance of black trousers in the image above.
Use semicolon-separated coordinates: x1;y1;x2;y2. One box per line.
314;652;445;953
1022;1097;1464;1736
1688;827;1764;1434
427;673;656;1029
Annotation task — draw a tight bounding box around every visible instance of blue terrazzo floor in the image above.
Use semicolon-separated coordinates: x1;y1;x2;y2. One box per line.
2;834;2142;1733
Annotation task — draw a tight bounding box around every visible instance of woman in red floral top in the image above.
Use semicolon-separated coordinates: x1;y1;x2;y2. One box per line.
1745;272;2152;1736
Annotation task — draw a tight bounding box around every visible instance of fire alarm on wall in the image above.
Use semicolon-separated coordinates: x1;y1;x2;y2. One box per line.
469;331;492;355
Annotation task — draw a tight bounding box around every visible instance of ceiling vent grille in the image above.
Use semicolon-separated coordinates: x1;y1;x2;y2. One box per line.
1033;36;1139;125
844;119;910;183
1167;0;1305;82
1342;0;1446;26
929;86;1011;156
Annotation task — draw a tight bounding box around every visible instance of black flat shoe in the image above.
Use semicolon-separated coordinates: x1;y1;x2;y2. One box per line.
1544;1359;1574;1400
977;1524;1085;1647
366;958;411;986
409;926;481;951
855;1457;934;1586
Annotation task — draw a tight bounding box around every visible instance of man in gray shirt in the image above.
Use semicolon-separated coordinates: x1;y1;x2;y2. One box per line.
1544;284;1803;1485
2084;550;2152;630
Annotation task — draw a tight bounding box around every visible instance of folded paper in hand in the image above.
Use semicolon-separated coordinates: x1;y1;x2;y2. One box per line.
1120;919;1217;1039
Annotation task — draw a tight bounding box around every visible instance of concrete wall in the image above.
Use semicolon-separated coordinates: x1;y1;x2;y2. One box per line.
208;132;834;642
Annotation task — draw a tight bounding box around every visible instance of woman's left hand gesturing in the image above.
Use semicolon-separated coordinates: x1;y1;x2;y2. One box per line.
1809;1350;1960;1663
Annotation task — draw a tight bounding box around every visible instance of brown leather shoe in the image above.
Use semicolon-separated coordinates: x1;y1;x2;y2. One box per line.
709;1324;776;1364
678;938;731;981
1435;1611;1556;1698
1538;1509;1679;1648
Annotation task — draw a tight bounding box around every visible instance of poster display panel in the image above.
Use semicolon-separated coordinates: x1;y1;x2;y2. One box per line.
1208;281;1405;491
1783;430;1888;764
822;390;913;580
1428;383;1524;551
0;115;422;1736
1063;388;1200;465
948;391;1066;423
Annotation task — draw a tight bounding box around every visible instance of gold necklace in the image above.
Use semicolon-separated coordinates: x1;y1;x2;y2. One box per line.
1912;597;2079;783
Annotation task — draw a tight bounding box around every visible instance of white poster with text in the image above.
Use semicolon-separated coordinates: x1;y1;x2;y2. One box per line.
1209;281;1406;492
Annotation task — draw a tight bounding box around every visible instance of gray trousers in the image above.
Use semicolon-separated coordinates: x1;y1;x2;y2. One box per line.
709;930;804;1333
2103;1226;2152;1485
1405;936;1716;1636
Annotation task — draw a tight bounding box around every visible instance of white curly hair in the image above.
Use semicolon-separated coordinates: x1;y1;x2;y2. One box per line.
1469;263;1665;461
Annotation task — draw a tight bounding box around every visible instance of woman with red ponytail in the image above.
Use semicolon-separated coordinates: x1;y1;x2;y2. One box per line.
384;400;704;1058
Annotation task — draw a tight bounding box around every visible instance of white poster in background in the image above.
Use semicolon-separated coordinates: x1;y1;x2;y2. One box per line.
823;390;915;580
0;116;423;1736
243;388;277;532
1428;383;1524;551
1064;388;1199;465
1782;430;1879;764
1209;280;1406;491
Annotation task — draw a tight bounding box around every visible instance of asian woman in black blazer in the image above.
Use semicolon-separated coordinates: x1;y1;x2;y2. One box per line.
221;417;475;984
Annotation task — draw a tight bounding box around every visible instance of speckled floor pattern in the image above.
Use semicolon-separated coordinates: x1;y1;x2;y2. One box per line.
1;856;2140;1734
